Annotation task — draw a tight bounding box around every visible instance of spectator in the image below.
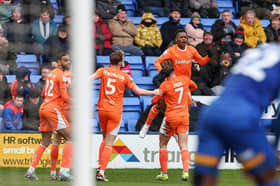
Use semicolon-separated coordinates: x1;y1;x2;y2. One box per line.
108;4;143;56
96;0;121;23
34;64;51;95
160;8;184;52
238;0;272;19
2;6;33;53
195;31;223;91
0;0;13;25
239;10;267;48
265;13;280;43
22;89;42;130
185;12;204;47
21;0;55;24
56;0;67;15
135;12;162;56
94;11;113;56
1;93;24;130
136;0;168;17
0;69;11;115
62;15;71;26
0;30;17;74
44;24;69;63
211;10;236;46
223;29;248;65
189;0;219;18
32;8;57;59
167;0;192;17
10;66;33;100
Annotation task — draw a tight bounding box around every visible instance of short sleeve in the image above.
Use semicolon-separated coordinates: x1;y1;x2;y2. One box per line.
159;81;169;94
125;74;136;89
95;68;104;78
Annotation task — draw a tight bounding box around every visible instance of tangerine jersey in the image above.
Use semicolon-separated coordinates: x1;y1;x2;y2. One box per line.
96;67;136;113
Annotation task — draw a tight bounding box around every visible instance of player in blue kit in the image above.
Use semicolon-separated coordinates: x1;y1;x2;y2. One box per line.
194;44;280;186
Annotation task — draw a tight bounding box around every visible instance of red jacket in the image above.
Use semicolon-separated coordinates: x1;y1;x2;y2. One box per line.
94;17;112;49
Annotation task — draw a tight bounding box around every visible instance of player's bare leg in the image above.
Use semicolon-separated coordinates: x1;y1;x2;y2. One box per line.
50;133;63;180
177;133;190;181
25;132;53;181
57;127;73;181
97;132;117;182
156;133;171;181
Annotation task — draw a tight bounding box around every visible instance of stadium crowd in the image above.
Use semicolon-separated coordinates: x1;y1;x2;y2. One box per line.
0;0;279;132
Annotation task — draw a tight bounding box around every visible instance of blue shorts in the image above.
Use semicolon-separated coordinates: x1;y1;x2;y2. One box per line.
195;97;276;176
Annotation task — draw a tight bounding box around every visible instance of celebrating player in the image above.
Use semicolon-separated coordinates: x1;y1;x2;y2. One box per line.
140;29;211;137
50;68;72;180
150;61;195;181
90;51;159;182
25;53;72;181
194;44;280;186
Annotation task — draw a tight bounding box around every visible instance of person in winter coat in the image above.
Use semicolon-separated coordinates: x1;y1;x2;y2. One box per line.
185;12;204;47
239;10;266;48
1;93;24;130
22;89;42;130
96;0;121;23
211;10;236;46
160;8;184;52
135;12;162;56
265;13;280;43
10;66;33;100
94;11;113;56
44;24;69;63
189;0;219;18
222;29;248;65
108;4;143;56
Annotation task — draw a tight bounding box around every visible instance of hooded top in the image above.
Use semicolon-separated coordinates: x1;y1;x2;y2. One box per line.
134;12;163;48
239;16;266;47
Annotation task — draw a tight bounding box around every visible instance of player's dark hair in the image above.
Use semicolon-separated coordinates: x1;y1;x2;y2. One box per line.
175;29;186;37
56;51;69;61
110;51;123;65
153;59;174;88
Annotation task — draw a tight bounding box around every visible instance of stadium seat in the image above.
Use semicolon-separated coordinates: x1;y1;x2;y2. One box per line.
16;54;37;63
145;56;157;71
123;97;141;112
92;118;100;132
217;0;233;8
53;15;64;25
119;119;127;132
30;75;41;83
148;70;158;79
94;79;101;91
134;77;154;90
96;56;110;67
140;96;152;111
131;69;144;78
6;75;16;84
127;119;138;132
261;20;270;27
125;56;143;69
16;54;39;75
123;111;140;124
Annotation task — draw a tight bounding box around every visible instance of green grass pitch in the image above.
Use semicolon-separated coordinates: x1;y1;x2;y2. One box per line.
0;168;254;186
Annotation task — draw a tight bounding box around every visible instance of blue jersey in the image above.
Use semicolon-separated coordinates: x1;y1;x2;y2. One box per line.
195;44;280;177
219;44;280;116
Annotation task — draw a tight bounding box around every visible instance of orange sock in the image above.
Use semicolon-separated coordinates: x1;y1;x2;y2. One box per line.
51;144;59;171
99;140;105;163
160;149;168;173
31;144;46;168
61;142;72;169
146;105;160;126
181;149;189;172
100;145;112;171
